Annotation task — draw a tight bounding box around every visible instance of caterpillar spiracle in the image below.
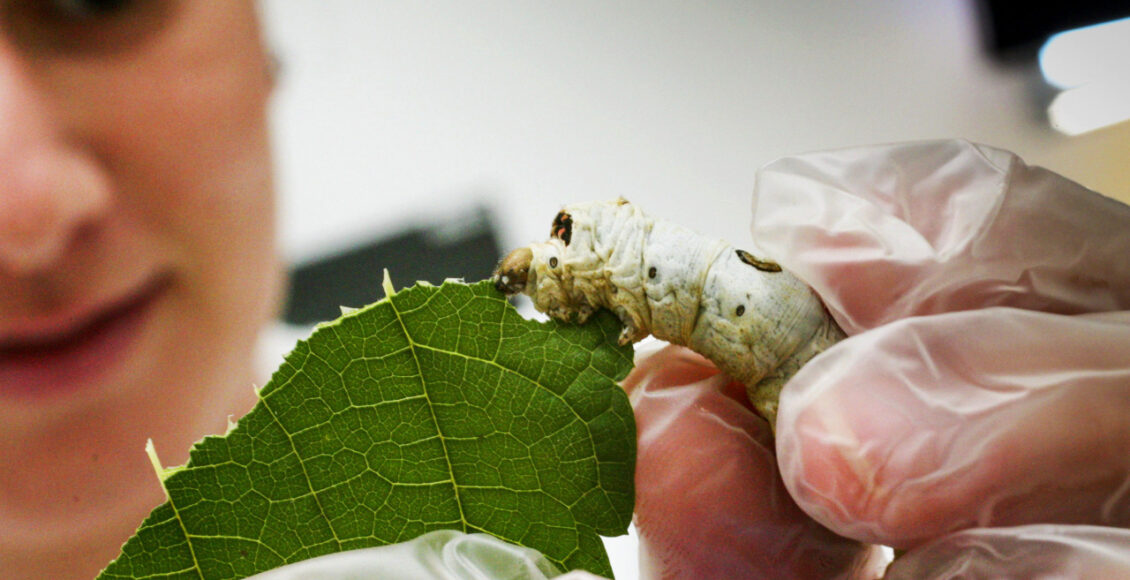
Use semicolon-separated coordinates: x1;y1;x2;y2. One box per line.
492;198;845;431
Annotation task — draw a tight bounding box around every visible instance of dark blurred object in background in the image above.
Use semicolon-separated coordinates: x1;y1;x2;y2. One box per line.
283;205;503;325
975;0;1130;59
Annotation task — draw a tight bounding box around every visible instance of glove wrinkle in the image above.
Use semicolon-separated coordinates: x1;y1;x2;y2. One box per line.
753;140;1130;333
885;525;1130;579
777;306;1130;548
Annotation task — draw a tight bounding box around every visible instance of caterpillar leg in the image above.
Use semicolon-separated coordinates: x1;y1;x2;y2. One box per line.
748;374;787;433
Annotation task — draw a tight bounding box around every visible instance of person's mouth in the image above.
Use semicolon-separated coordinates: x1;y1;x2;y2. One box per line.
0;273;173;400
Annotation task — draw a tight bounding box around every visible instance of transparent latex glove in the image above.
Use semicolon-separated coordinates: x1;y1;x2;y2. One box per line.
624;339;886;579
884;525;1130;578
245;529;603;580
749;141;1130;557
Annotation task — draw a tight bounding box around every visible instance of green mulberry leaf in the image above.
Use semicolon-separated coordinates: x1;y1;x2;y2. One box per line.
97;278;635;579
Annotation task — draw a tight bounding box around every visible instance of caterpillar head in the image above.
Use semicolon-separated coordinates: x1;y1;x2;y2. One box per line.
493;206;577;296
493;200;637;323
493;234;592;321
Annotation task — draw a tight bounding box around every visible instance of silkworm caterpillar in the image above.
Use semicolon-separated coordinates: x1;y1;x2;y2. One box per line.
493;198;844;430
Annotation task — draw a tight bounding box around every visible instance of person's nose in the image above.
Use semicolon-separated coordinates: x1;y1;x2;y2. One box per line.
0;40;110;275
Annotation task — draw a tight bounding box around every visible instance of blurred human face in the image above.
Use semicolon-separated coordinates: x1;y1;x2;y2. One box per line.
0;1;281;422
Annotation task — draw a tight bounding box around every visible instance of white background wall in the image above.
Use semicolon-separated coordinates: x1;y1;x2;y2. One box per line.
261;0;1128;267
258;2;1128;576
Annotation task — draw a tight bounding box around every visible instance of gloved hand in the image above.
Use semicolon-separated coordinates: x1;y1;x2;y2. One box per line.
628;139;1130;578
625;340;885;578
244;529;602;580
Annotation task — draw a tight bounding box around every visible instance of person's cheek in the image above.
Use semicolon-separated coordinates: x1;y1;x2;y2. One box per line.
625;345;881;579
66;3;281;441
126;3;279;326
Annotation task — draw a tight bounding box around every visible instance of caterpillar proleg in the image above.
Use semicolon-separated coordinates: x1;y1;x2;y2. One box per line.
493;198;845;430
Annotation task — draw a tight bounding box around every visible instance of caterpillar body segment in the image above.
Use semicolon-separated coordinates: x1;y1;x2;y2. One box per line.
493;199;845;430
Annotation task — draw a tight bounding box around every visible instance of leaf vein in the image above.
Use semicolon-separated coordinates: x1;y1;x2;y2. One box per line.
385;291;470;533
258;396;346;555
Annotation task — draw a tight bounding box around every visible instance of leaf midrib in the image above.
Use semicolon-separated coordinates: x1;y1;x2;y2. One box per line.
386;291;471;534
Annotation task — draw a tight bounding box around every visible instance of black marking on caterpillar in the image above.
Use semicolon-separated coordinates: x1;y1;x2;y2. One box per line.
551;211;573;245
736;249;782;272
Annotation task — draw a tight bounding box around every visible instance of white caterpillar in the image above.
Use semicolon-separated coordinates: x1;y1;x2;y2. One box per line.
493;198;844;430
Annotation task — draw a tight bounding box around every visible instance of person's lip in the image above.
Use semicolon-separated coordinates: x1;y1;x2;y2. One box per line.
0;273;173;400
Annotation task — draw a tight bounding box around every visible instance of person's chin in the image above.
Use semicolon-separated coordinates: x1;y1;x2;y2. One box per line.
0;273;174;404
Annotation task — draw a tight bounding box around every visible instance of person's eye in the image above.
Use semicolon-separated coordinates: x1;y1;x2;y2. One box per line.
46;0;135;19
2;0;175;55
